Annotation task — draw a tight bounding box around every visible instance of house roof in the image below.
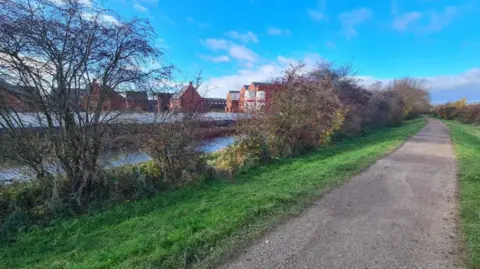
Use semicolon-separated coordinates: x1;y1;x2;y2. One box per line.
0;79;87;100
229;91;240;101
0;79;32;96
172;83;194;100
126;91;148;101
252;82;273;87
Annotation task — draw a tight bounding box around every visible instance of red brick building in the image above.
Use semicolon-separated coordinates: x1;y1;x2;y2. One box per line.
238;82;277;112
204;98;227;112
238;85;249;112
169;82;203;112
125;91;148;111
0;79;36;112
156;92;173;112
225;90;240;112
250;82;277;112
85;80;125;112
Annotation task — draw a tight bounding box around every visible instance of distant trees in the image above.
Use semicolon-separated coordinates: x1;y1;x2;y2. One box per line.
388;78;431;118
0;0;172;209
435;98;480;124
216;62;431;175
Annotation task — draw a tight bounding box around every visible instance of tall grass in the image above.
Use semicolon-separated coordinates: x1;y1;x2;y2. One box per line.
445;121;480;268
0;119;426;269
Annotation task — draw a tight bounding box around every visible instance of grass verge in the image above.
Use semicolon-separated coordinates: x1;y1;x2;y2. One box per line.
0;118;426;269
444;121;480;268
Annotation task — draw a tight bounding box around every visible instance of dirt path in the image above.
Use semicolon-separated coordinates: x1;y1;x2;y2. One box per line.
221;120;460;269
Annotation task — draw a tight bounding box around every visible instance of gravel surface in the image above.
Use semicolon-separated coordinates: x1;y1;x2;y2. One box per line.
221;120;461;269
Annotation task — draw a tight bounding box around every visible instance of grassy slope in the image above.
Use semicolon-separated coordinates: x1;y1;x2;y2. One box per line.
0;119;426;269
445;121;480;268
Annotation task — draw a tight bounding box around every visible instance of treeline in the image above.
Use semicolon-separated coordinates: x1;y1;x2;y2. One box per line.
215;63;431;174
434;98;480;124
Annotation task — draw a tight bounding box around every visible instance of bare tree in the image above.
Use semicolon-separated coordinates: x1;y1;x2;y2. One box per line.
388;78;431;118
0;0;172;208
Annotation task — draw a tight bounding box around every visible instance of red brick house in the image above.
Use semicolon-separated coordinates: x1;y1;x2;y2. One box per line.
0;79;36;112
249;82;277;112
85;80;125;112
156;92;173;112
125;91;148;111
204;98;227;112
238;85;249;112
238;82;278;112
169;82;203;112
225;90;240;112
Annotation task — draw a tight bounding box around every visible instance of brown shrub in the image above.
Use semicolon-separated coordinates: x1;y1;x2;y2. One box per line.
365;90;405;129
239;63;345;159
388;78;431;118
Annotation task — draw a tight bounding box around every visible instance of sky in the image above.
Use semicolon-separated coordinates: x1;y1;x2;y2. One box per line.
99;0;480;103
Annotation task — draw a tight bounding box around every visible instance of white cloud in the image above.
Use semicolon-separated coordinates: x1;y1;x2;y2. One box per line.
199;54;323;98
228;45;258;62
358;68;480;103
267;27;292;36
133;3;148;12
226;31;258;43
199;64;280;97
49;0;92;7
393;11;421;31
201;38;258;64
101;14;120;24
187;17;210;29
202;38;229;50
424;68;480;93
78;0;91;6
308;9;327;21
392;6;458;34
199;55;231;63
326;41;336;48
308;0;328;22
338;8;373;38
423;6;457;33
82;12;120;25
276;56;296;65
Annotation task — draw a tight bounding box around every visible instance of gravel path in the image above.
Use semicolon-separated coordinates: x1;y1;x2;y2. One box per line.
221;120;460;269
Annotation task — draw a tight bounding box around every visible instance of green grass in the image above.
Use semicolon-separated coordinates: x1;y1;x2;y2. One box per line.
0;119;426;269
444;121;480;268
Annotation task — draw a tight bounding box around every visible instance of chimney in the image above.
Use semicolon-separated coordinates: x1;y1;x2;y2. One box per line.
91;79;100;93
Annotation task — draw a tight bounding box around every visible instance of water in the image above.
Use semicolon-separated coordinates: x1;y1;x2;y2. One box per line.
0;112;247;129
0;136;236;181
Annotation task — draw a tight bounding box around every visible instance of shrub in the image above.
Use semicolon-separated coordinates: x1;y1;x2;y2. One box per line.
389;78;431;119
238;63;346;159
435;99;480;124
214;136;267;176
365;90;405;130
335;79;372;137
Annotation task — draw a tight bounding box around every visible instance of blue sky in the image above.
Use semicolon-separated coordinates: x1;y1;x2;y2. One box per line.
100;0;480;103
